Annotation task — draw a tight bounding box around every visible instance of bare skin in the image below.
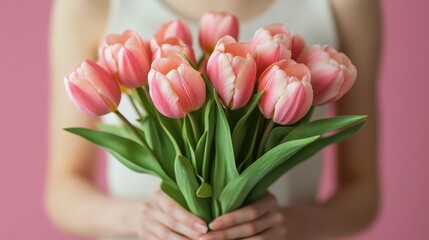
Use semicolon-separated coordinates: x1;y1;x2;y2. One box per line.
45;0;381;239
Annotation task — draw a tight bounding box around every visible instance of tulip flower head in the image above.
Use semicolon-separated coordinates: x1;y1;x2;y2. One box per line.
291;35;306;60
199;11;239;55
296;44;357;105
154;19;193;46
99;30;151;88
251;23;292;75
65;60;121;116
258;60;313;125
148;55;206;118
150;37;197;65
207;36;257;110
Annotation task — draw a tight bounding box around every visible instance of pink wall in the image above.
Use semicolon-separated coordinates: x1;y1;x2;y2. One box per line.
0;0;428;239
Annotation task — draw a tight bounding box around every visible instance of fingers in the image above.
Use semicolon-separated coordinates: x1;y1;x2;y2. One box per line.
242;226;288;240
200;211;282;240
155;190;208;234
209;193;277;230
139;210;189;240
144;201;203;239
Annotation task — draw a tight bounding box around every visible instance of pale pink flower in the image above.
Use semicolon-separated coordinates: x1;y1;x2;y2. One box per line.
258;59;313;125
199;11;239;55
148;55;206;118
99;30;151;88
65;60;121;116
251;23;292;75
150;37;197;65
207;36;257;110
296;44;357;105
154;19;193;46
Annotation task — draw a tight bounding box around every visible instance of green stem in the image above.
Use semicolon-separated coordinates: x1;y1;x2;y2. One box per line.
197;55;206;70
256;120;275;158
188;113;201;141
114;110;153;155
126;92;144;120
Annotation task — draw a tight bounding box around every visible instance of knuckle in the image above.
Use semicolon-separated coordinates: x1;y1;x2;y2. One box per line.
245;223;258;234
274;212;285;224
248;207;261;219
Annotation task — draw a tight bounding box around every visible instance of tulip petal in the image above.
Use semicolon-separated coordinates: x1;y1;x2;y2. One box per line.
149;71;183;118
65;80;111;115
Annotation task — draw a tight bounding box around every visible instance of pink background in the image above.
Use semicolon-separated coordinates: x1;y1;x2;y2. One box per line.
0;0;428;239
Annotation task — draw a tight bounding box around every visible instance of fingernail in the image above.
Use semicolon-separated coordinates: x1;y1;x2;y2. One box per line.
194;222;208;233
209;219;224;230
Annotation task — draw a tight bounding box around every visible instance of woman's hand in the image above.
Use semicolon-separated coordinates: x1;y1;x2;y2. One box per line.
137;190;209;240
199;193;287;240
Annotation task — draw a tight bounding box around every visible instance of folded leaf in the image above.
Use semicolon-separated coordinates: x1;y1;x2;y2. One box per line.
64;128;171;182
264;126;294;152
175;155;212;223
231;92;263;160
212;91;239;197
284;115;367;142
219;136;320;213
246;121;365;203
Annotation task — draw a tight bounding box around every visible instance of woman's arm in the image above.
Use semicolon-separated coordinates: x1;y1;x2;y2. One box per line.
45;0;142;237
46;1;208;238
283;0;382;238
199;0;382;239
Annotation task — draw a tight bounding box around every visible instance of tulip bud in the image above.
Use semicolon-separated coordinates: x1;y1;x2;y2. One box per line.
99;30;151;88
251;23;292;75
148;55;206;118
150;37;197;65
198;11;239;55
207;36;257;110
258;60;313;125
296;45;357;105
154;19;193;46
64;60;121;116
291;35;306;60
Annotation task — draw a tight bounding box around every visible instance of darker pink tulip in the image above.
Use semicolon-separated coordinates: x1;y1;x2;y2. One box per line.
258;60;313;125
65;60;121;116
198;11;239;55
148;55;206;118
251;23;292;75
150;37;197;65
296;44;357;105
291;35;306;60
154;19;193;46
99;30;151;88
207;36;257;110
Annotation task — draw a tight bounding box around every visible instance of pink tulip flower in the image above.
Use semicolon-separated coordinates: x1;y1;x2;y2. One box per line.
154;19;193;46
65;60;121;116
150;37;197;65
207;36;257;110
296;44;357;105
251;23;292;75
148;55;206;118
99;30;151;88
291;35;305;60
258;60;313;125
198;11;239;55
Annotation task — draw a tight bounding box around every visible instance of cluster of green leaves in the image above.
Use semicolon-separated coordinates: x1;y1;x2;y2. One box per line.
65;82;366;223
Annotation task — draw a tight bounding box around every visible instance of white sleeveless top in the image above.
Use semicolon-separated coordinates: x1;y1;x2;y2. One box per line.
102;0;338;230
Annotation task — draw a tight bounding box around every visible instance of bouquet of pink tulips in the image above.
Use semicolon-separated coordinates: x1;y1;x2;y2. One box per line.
64;12;365;223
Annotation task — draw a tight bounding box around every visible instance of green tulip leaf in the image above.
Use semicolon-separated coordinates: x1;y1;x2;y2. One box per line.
246;121;365;203
64;128;170;181
231;92;263;160
212;91;239;197
283;115;367;142
219;136;320;213
264;126;295;152
160;180;187;209
175;155;212;223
